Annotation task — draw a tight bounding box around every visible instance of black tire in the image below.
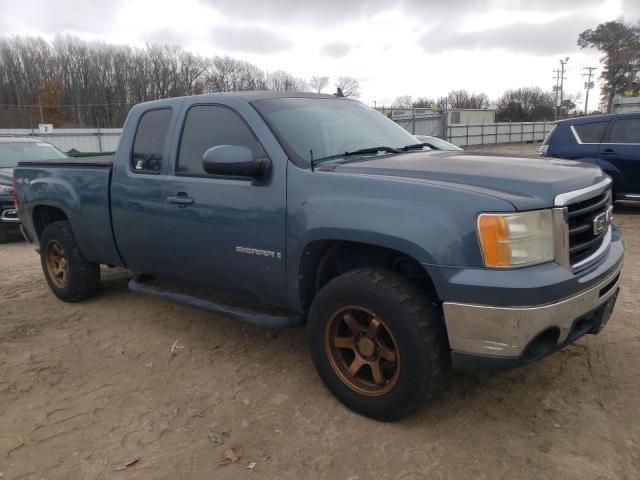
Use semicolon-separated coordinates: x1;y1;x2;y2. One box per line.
39;221;100;301
307;268;448;421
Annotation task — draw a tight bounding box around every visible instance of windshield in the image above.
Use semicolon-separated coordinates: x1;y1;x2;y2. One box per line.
0;141;68;168
253;98;419;165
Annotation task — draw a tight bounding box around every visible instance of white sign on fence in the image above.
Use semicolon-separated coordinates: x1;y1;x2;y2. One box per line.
38;124;54;133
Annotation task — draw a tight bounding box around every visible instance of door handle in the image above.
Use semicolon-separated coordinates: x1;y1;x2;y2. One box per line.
601;149;616;155
167;192;194;206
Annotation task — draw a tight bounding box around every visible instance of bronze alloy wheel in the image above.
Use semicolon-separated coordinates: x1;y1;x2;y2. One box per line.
324;305;401;396
45;240;69;289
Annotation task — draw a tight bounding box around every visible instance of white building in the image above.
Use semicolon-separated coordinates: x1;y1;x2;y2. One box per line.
446;109;496;125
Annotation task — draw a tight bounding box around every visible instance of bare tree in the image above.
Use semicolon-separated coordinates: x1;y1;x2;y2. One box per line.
495;87;555;122
443;90;489;109
335;76;361;97
0;34;307;128
309;75;329;93
267;70;303;91
411;97;436;108
392;95;413;108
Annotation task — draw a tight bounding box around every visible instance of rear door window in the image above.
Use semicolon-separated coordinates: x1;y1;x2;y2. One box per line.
131;108;172;174
607;118;640;143
573;121;608;143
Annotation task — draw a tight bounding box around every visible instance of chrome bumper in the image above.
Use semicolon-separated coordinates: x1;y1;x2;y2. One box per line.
442;264;623;358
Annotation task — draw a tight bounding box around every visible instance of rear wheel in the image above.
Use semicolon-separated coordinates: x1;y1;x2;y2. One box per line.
40;221;100;301
307;268;448;421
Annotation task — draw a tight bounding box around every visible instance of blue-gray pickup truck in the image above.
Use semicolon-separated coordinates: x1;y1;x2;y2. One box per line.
14;92;624;420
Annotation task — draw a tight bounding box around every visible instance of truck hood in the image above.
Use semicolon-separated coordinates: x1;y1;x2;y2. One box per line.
326;151;608;211
0;167;13;187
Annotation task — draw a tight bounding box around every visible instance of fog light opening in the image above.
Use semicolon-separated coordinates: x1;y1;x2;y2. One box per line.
522;328;560;363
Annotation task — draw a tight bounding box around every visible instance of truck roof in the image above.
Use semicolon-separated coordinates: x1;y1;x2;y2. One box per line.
133;91;348;110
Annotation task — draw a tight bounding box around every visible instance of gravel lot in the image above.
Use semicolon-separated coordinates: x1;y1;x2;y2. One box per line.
1;143;639;480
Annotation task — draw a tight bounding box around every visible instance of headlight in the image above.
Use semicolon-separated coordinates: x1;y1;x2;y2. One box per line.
477;210;554;268
0;185;13;195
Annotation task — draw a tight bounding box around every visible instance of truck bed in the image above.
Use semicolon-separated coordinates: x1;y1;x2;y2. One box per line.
14;159;122;266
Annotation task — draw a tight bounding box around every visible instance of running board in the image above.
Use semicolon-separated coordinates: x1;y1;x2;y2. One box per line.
128;275;304;329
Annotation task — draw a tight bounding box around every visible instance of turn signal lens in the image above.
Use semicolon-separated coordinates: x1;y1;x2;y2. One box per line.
477;210;554;268
478;215;511;267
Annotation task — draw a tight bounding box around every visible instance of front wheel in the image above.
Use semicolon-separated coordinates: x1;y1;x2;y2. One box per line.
307;268;448;421
40;221;100;301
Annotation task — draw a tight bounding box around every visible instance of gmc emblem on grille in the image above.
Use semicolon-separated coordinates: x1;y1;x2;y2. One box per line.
593;207;613;235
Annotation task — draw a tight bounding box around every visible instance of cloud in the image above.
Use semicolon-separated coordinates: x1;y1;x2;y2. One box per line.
200;0;391;25
211;25;293;54
321;41;351;58
418;15;595;55
0;0;124;34
199;0;604;26
144;29;186;47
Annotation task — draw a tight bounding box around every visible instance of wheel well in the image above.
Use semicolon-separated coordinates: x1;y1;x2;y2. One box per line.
33;206;68;239
299;240;439;310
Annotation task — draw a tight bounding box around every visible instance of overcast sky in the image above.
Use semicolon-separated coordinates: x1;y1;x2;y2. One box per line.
1;0;639;110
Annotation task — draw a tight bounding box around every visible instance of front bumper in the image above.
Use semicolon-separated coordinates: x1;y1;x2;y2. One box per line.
440;227;624;369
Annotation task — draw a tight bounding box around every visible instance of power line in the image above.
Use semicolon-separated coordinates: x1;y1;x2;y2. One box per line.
583;66;597;114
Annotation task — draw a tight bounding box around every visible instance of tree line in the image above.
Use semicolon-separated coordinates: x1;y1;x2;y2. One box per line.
0;35;361;128
391;88;561;122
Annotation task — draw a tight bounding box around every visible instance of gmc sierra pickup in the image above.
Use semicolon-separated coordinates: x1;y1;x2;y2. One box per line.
14;92;624;420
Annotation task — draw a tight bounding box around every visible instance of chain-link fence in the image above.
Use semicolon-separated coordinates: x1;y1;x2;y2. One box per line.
446;121;554;147
386;110;553;147
389;112;447;138
0;128;121;152
0;104;134;129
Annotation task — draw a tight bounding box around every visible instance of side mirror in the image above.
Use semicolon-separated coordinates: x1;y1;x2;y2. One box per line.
202;145;271;184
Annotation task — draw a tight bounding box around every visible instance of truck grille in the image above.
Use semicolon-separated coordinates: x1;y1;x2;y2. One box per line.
566;188;611;266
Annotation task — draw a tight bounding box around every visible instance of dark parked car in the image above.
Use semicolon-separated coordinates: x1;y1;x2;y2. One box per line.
414;134;463;151
0;136;68;242
540;113;640;201
15;93;623;420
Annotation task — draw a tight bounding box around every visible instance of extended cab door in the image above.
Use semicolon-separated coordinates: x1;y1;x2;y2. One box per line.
111;106;177;273
161;100;288;305
598;116;640;196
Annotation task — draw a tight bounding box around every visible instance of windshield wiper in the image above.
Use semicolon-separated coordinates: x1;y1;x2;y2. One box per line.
401;143;432;151
313;146;402;167
343;146;401;156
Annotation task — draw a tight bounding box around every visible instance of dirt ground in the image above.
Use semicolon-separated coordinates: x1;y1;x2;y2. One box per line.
1;143;639;480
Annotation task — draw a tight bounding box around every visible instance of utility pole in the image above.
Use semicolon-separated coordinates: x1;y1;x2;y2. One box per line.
554;58;569;119
559;57;569;106
38;93;44;125
552;69;561;120
583;66;596;114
